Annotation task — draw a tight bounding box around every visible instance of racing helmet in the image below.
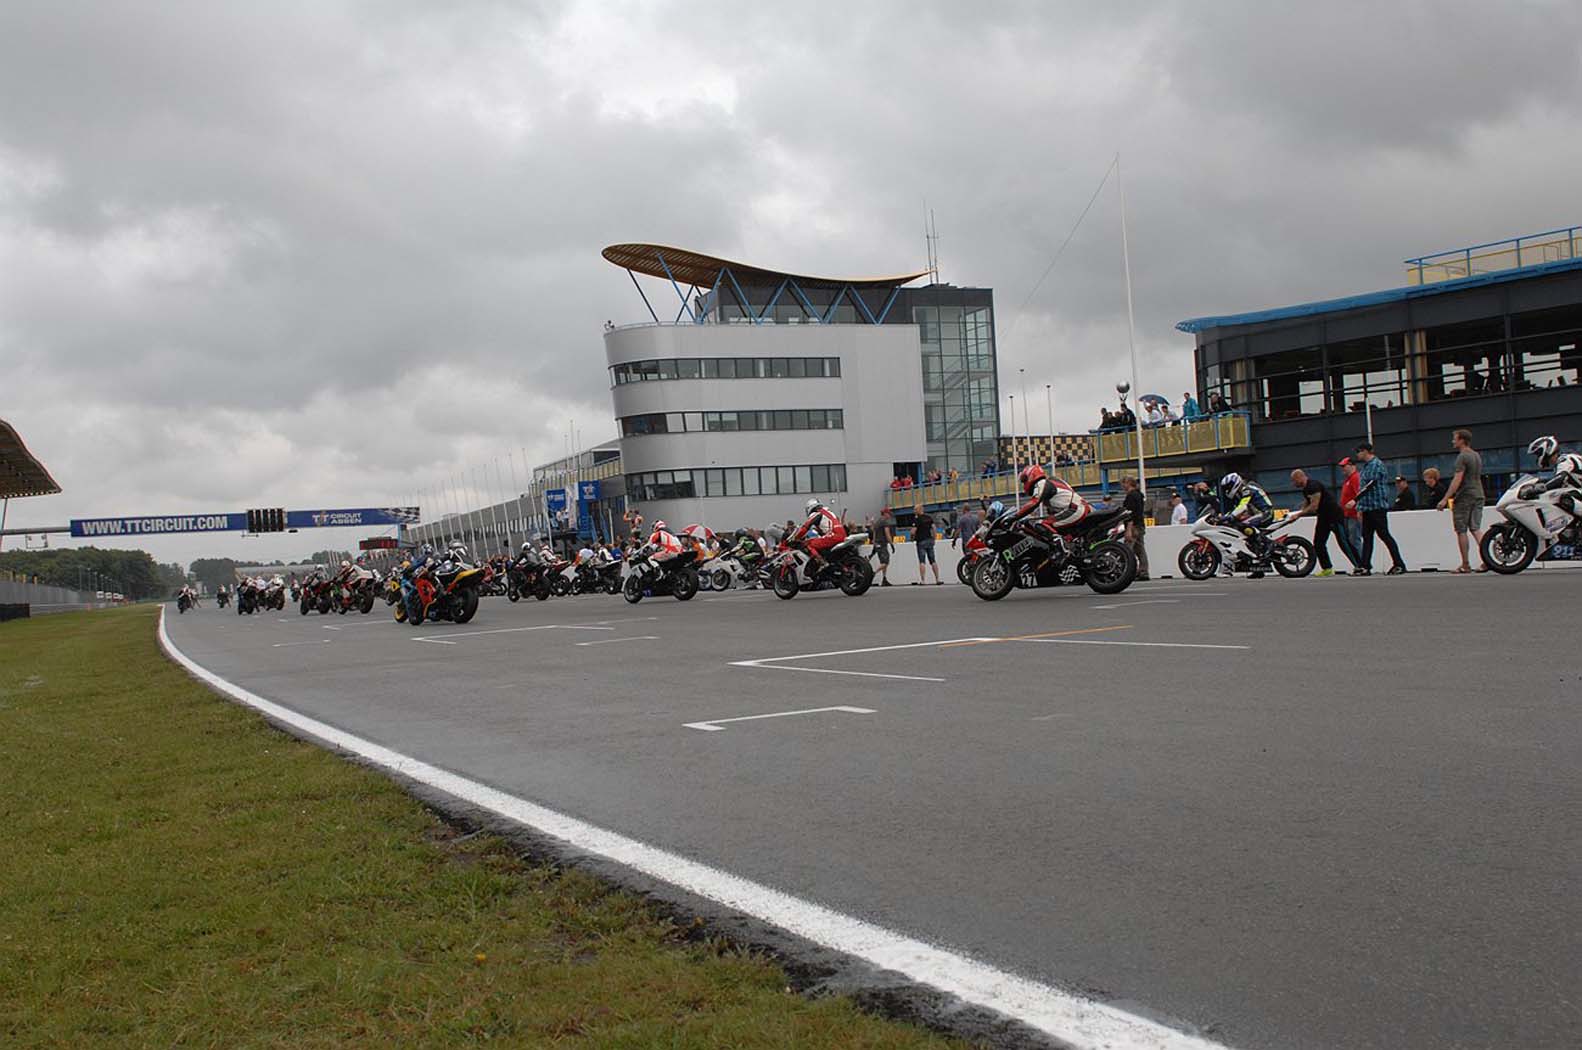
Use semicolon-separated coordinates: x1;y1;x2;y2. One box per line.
1529;435;1559;466
420;544;435;559
1556;451;1582;481
340;559;351;569
987;499;1006;520
652;519;667;532
805;497;823;514
1219;472;1244;497
735;527;748;539
1019;463;1046;495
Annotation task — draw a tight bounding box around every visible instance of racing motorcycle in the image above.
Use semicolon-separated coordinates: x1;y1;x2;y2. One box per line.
1176;511;1316;580
176;591;193;614
236;582;260;616
299;572;334;615
766;528;874;600
1479;472;1582;573
262;578;287;611
394;555;486;626
215;590;230;609
970;507;1136;600
335;573;378;615
621;547;699;603
700;548;766;591
506;555;554;602
956;525;990;585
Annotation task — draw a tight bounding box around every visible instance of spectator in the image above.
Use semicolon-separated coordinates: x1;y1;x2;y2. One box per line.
911;504;941;585
1115;401;1137;429
953;502;981;548
1438;428;1486;573
1098;407;1115;430
1286;468;1360;577
948;467;959;482
1338;458;1363;560
1163;404;1180;425
1209;391;1230;413
1191;480;1217;518
890;477;903;490
1421;467;1448;507
1392;475;1417;511
1169;491;1189;525
870;507;895;587
1120;476;1150;581
1144;401;1165;427
901;474;914;488
1352;443;1407;575
1181;392;1202;421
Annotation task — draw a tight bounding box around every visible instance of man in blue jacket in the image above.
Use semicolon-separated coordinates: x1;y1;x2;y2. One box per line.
1353;443;1407;575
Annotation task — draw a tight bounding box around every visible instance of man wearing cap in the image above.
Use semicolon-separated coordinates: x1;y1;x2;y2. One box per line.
1392;475;1417;511
1338;457;1363;566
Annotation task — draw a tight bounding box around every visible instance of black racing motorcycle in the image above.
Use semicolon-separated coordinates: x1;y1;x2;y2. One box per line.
506;555;553;602
970;507;1137;600
622;548;699;603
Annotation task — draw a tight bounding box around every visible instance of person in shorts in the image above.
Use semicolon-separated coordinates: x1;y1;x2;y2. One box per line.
1438;428;1486;573
912;503;940;585
870;507;895;586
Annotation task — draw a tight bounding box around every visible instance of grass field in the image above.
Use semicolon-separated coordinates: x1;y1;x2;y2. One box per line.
0;607;962;1048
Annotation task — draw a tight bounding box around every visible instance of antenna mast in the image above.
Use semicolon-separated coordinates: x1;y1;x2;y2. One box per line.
923;201;940;284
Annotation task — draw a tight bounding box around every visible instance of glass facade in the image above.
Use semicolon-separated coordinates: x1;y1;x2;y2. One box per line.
611;357;840;384
912;293;1000;476
620;409;843;436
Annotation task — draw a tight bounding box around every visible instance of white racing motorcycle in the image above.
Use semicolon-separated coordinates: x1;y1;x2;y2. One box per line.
1479;474;1582;573
1177;511;1316;580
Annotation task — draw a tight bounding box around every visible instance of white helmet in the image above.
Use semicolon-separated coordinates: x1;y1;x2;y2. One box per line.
805;497;823;514
653;519;667;532
1528;435;1559;465
1556;452;1582;480
340;559;352;569
1219;472;1244;496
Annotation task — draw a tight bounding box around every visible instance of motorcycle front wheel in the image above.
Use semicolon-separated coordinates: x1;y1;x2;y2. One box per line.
622;575;644;604
404;593;424;626
955;555;975;586
1177;539;1221;581
711;568;732;591
1480;523;1535;574
772;565;799;600
507;587;521;603
971;557;1016;601
550;575;570;597
1083;540;1137;595
1272;536;1317;578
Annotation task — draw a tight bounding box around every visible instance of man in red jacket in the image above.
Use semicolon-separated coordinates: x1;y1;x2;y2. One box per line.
1338;457;1364;570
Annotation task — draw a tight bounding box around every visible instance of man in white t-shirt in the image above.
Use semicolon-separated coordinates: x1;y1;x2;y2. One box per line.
1169;492;1189;525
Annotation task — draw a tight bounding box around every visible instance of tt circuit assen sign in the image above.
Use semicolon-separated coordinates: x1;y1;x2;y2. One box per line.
69;507;419;538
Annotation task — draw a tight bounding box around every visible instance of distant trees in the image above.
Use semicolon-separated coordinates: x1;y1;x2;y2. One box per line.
0;547;175;600
188;557;241;593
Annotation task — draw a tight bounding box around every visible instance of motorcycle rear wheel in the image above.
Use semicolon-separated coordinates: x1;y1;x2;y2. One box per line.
454;587;480;624
1480;523;1535;574
605;575;624;595
507;588;520;603
1083;540;1137;595
1177;540;1221;581
710;569;732;591
673;571;698;601
838;557;874;596
772;566;799;600
535;578;552;601
622;575;644;604
1272;536;1317;578
550;575;570;597
971;557;1016;601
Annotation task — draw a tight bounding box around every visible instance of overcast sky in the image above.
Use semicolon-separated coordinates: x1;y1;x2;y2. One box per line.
4;1;1581;563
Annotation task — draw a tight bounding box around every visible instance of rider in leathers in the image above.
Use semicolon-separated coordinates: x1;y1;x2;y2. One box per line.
1220;473;1275;546
1006;465;1090;544
790;498;846;573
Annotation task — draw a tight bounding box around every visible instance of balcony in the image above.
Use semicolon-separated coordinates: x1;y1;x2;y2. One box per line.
1094;412;1252;465
1405;226;1581;286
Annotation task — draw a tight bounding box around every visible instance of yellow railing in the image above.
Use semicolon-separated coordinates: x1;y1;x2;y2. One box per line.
1405;227;1580;285
1095;412;1251;465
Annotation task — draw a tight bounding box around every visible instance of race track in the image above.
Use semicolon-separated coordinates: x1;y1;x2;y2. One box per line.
162;572;1582;1050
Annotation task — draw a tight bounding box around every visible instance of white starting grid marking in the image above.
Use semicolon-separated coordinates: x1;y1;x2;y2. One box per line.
411;624;615;645
271;639;330;648
575;635;660;647
730;637;989;682
1021;638;1250;650
158;608;1228;1050
684;705;876;732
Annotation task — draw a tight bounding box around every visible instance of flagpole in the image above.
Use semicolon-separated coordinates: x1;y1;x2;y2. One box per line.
1117;152;1146;494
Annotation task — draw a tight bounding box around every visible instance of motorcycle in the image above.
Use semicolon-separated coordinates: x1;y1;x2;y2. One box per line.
176;591;192;614
263;580;287;611
970;508;1137;600
299;573;334;615
394;555;486;626
335;573;378;615
956;527;990;585
215;590;230;609
621;548;699;603
505;555;554;602
766;529;874;600
701;549;766;591
1177;512;1316;580
236;583;259;616
1480;473;1582;573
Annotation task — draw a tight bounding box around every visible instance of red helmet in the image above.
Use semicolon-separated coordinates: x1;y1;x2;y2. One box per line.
1019;464;1046;494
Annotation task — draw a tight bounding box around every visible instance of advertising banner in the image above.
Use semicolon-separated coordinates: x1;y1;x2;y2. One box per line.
577;480;601;502
70;513;247;538
285;507;420;530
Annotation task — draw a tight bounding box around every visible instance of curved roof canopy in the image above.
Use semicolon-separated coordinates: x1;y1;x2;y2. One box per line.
602;243;929;290
0;418;61;499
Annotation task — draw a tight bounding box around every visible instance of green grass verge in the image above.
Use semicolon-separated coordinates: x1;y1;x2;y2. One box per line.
0;607;965;1048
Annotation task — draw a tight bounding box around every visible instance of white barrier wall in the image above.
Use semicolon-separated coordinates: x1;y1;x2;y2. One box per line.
875;509;1572;580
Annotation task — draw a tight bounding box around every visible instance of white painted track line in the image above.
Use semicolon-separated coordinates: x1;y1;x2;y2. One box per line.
684;705;875;732
271;639;330;648
1020;638;1251;650
158;609;1228;1050
575;635;659;647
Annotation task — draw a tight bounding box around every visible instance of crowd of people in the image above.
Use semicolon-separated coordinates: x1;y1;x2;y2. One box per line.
1096;390;1232;432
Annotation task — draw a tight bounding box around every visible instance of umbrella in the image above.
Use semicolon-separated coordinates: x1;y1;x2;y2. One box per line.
681;523;715;542
1139;393;1170;406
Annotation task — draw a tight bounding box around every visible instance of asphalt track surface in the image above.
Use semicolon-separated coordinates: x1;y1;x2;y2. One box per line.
164;572;1581;1050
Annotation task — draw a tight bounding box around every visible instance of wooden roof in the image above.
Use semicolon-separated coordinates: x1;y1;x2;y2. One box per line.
0;418;61;499
602;243;929;290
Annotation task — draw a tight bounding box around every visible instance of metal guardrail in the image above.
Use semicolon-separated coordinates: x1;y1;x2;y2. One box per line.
1404;226;1580;286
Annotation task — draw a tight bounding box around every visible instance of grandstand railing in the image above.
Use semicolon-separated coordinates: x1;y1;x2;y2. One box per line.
1404;226;1581;286
1094;411;1251;464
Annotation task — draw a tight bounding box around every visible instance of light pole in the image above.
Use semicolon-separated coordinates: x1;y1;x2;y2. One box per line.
1045;383;1054;445
1117;154;1145;494
1019;367;1030;467
1007;394;1017;490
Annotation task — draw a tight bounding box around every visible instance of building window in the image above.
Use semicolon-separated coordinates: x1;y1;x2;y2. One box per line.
618;409;845;436
625;464;847;501
609;357;842;385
